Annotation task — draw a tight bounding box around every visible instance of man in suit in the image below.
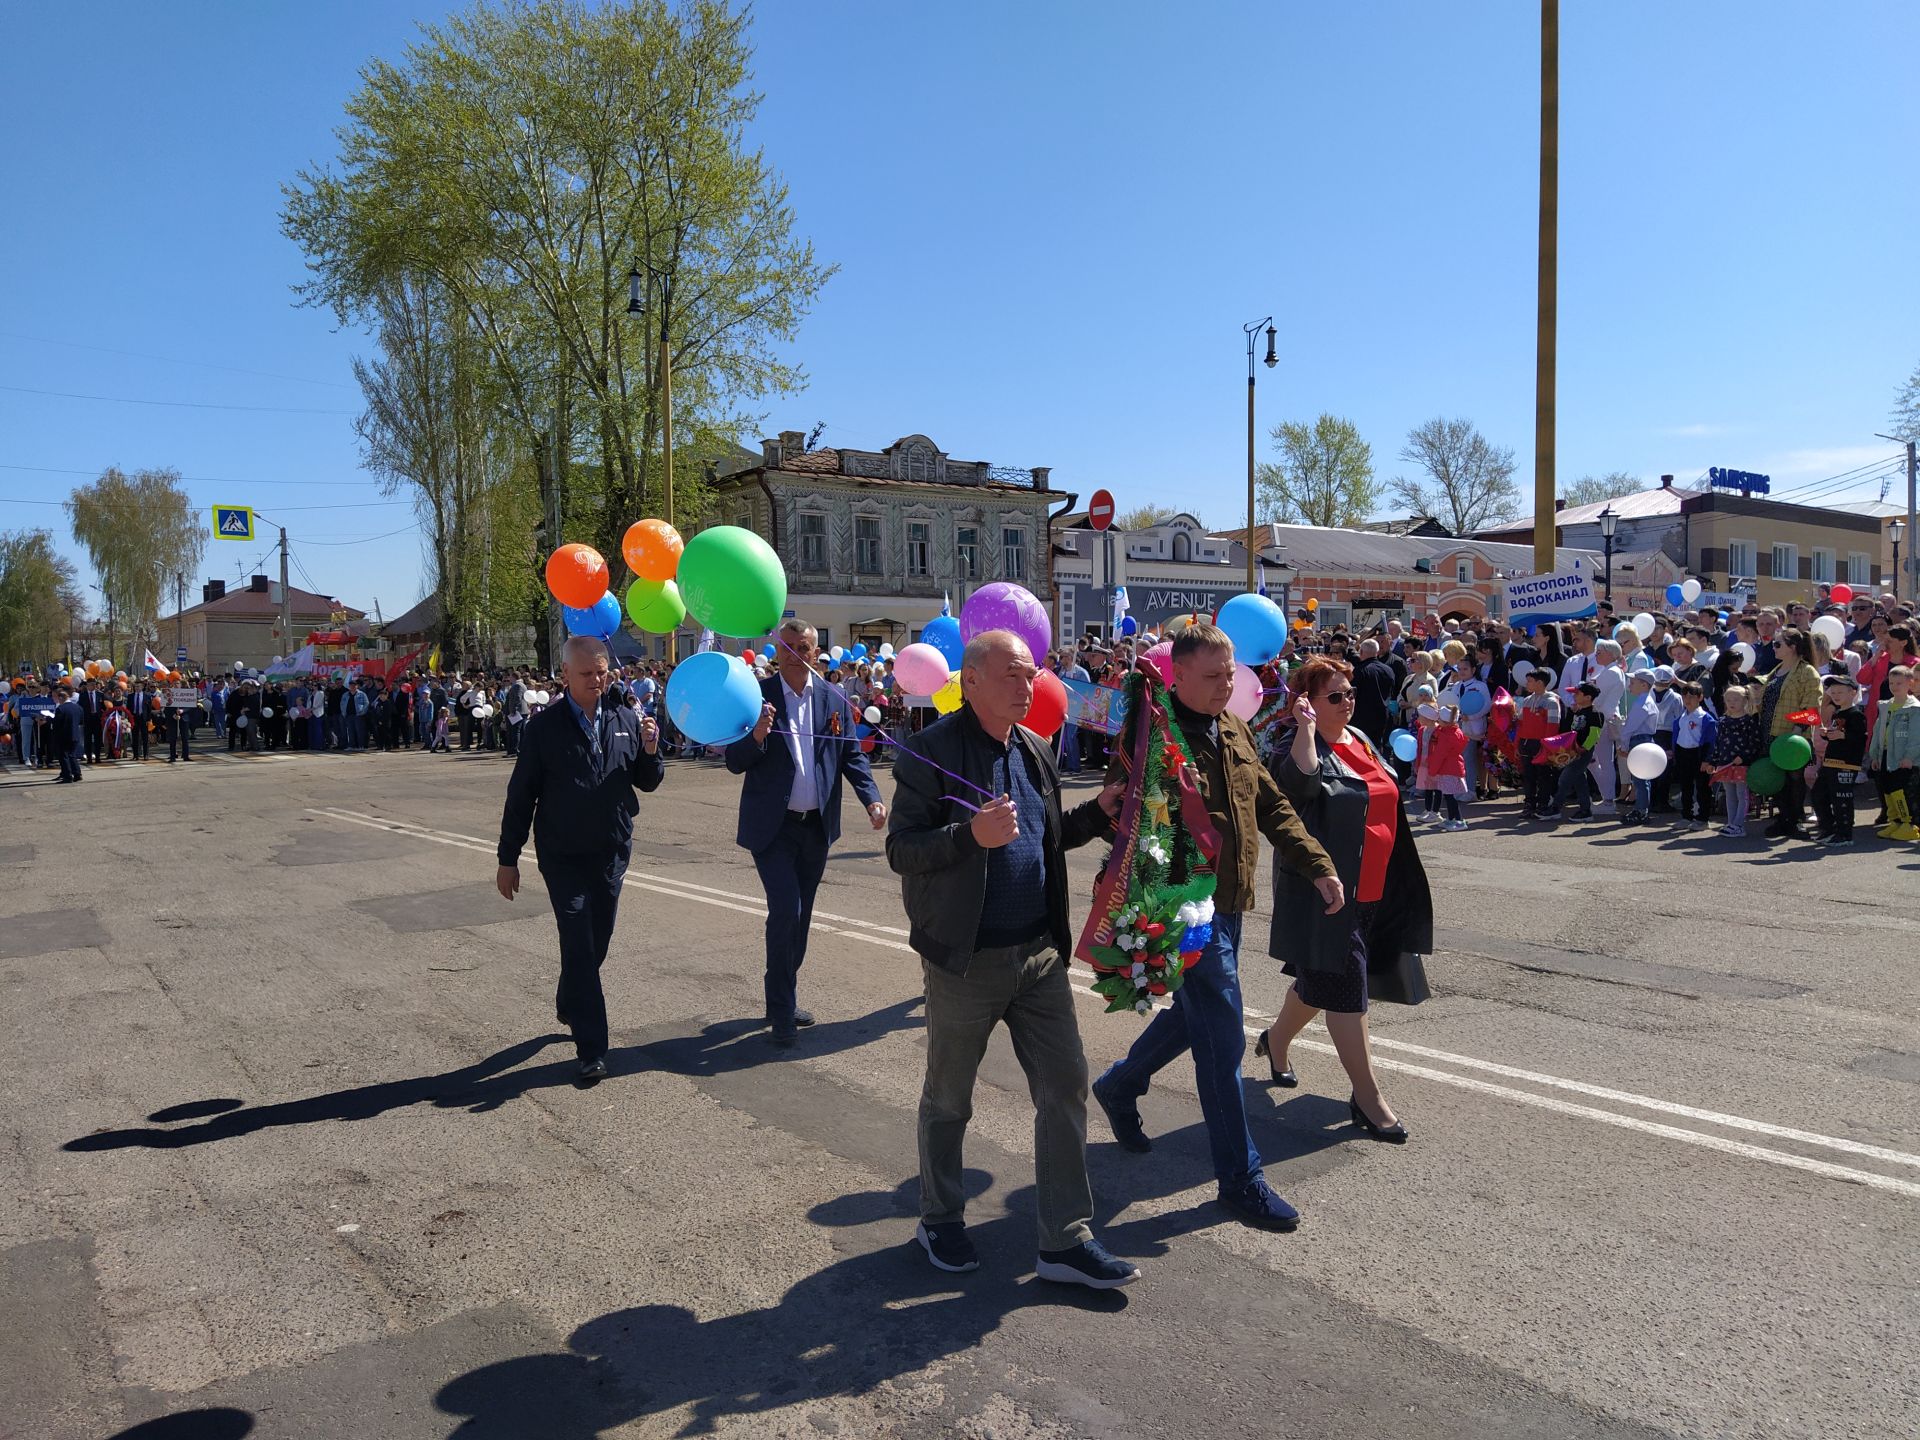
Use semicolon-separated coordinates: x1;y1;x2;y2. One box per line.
78;679;106;764
497;635;664;1082
726;619;887;1046
51;683;85;783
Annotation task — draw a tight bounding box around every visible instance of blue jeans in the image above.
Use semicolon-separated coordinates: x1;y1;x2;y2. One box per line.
1099;912;1261;1190
1058;722;1080;773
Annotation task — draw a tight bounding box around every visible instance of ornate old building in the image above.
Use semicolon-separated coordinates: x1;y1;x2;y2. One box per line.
706;431;1065;650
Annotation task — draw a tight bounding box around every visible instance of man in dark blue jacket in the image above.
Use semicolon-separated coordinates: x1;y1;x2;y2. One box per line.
726;619;885;1046
51;683;85;783
496;635;664;1081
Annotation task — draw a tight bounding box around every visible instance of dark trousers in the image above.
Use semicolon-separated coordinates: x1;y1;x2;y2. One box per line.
83;717;103;763
1776;769;1808;833
1811;767;1857;840
59;743;82;782
541;854;628;1062
131;714;151;759
1649;732;1675;809
1673;746;1711;818
1518;741;1553;811
1554;755;1594;814
753;812;829;1034
229;719;245;751
1099;913;1261;1191
168;715;192;761
458;712;475;750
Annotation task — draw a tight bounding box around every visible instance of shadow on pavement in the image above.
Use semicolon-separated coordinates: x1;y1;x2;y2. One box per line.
62;1001;924;1154
104;1409;255;1439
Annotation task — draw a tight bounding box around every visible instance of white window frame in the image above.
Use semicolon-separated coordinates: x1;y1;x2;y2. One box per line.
905;519;931;578
854;513;884;576
1770;542;1798;583
1317;603;1352;630
956;524;979;580
798;511;828;574
1811;548;1835;585
1455;558;1472;584
1003;526;1028;581
1847;551;1873;585
1726;538;1756;581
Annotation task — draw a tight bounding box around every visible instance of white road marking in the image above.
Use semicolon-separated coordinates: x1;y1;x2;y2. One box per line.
310;806;1920;1199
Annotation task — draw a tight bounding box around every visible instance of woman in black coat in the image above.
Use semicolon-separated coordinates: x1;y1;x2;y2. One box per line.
1255;655;1434;1142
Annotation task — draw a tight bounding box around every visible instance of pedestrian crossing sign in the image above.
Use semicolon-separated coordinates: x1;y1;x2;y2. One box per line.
213;505;254;541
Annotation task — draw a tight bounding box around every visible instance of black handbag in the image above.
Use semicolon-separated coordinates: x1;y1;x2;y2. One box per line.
1366;948;1431;1007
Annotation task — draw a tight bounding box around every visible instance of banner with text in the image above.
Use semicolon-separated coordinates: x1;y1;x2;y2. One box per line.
1502;562;1598;627
1062;677;1130;735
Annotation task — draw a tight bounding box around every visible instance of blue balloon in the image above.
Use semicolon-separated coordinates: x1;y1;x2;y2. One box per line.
1390;729;1419;762
762;643;776;659
1665;583;1686;606
665;652;763;746
847;644;867;662
1215;593;1288;665
1458;686;1490;718
1120;615;1138;636
921;615;965;668
563;593;623;639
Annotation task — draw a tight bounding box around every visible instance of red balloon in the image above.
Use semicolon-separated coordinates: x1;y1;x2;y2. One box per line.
1025;668;1069;738
1829;582;1853;606
740;649;755;664
546;544;610;608
859;737;876;754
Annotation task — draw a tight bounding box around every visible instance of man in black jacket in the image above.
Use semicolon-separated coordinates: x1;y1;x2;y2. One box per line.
51;683;85;782
496;636;663;1082
887;629;1134;1290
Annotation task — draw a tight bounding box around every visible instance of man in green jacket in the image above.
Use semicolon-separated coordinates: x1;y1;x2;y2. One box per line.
1092;622;1342;1231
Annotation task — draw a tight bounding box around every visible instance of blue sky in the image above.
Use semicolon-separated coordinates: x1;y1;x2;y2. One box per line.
2;0;1915;617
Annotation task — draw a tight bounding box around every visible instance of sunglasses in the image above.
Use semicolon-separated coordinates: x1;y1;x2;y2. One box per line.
1320;689;1354;704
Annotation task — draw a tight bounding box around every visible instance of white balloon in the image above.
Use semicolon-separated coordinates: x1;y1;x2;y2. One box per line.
863;705;882;724
236;714;250;728
1810;615;1847;651
260;707;275;718
1510;660;1534;686
878;644;895;660
829;646;846;662
0;681;10;696
1632;612;1656;641
1733;641;1757;673
1680;578;1703;604
1627;742;1669;780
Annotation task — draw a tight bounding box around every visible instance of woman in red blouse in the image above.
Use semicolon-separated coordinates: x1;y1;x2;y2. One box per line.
1255;656;1434;1142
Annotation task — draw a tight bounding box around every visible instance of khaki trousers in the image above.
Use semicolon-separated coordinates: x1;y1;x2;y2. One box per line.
918;940;1093;1252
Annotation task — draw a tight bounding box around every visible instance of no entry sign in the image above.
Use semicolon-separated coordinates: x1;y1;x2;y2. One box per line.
1089;489;1115;531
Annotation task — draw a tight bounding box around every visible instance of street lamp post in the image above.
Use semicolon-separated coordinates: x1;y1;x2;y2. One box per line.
1598;505;1619;605
1243;317;1277;594
1893;519;1907;602
629;263;675;661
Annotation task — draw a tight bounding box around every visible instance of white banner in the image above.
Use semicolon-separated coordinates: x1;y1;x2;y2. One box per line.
1503;561;1598;626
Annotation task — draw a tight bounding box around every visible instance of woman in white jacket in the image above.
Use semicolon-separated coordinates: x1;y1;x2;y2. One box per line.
1591;639;1629;813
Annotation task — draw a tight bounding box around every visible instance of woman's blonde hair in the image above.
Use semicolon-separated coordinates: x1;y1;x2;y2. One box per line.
1722;684;1749;709
1440;639;1467;664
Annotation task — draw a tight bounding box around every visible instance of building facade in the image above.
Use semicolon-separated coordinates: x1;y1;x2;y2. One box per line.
704;431;1064;651
153;578;367;675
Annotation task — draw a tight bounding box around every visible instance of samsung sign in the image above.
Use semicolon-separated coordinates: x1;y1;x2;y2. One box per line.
1708;467;1771;496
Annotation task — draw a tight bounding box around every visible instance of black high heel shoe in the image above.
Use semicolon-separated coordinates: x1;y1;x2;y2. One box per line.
1348;1095;1408;1143
1252;1030;1297;1088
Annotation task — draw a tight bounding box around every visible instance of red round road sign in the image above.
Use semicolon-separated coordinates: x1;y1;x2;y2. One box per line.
1089;489;1115;531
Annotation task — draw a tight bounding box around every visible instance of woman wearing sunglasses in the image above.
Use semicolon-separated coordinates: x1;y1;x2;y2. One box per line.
1255;654;1433;1142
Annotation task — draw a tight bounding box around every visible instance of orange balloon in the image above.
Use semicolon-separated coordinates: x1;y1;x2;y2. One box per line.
622;519;683;582
545;543;610;608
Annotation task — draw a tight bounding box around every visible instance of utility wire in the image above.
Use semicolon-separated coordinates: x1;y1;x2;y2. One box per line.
0;382;354;416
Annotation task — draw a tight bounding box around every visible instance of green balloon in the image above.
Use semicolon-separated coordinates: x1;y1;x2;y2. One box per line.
625;577;686;633
1746;757;1786;796
677;524;786;637
1768;733;1812;772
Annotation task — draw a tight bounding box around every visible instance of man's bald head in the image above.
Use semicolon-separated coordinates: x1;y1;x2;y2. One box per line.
960;629;1036;738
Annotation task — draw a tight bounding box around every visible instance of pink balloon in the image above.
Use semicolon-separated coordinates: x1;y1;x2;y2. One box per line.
1138;642;1173;683
1226;663;1264;721
894;642;952;695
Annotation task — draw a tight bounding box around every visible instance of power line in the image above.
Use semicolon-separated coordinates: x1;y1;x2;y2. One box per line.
0;330;355;390
1767;452;1906;498
291;522;426;546
0;383;354;416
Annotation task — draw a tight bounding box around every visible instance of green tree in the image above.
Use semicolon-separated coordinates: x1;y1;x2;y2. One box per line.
282;0;832;611
1560;471;1642;507
63;468;205;667
1390;416;1519;535
0;530;79;671
1892;358;1920;441
1257;415;1378;528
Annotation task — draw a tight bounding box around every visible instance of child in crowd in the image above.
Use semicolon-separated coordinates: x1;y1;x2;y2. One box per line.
1420;690;1470;830
1621;671;1660;822
1708;684;1765;838
1869;666;1919;840
1648;666;1684;813
1670;681;1718;827
1554;682;1604;821
1412;682;1438;814
1812;674;1867;845
1515;666;1562;819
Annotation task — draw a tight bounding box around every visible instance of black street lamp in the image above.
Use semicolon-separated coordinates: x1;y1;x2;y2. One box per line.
1242;316;1277;593
1598;505;1619;604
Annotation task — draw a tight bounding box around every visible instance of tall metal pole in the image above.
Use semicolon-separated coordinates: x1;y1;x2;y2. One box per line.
1907;441;1917;604
1533;0;1559;576
1245;336;1257;593
176;572;184;673
279;528;292;658
659;276;676;664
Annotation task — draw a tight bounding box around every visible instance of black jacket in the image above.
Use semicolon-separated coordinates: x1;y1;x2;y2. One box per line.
53;699;85;752
886;703;1109;975
497;699;665;868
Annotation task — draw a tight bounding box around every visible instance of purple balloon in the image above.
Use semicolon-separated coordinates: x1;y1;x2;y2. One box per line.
959;582;1052;667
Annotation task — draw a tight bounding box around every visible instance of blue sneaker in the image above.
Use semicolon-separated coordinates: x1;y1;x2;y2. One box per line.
1217;1177;1300;1232
915;1221;979;1273
1036;1238;1139;1289
1091;1067;1151;1154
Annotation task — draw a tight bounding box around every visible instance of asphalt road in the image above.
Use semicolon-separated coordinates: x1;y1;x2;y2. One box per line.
3;743;1916;1440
